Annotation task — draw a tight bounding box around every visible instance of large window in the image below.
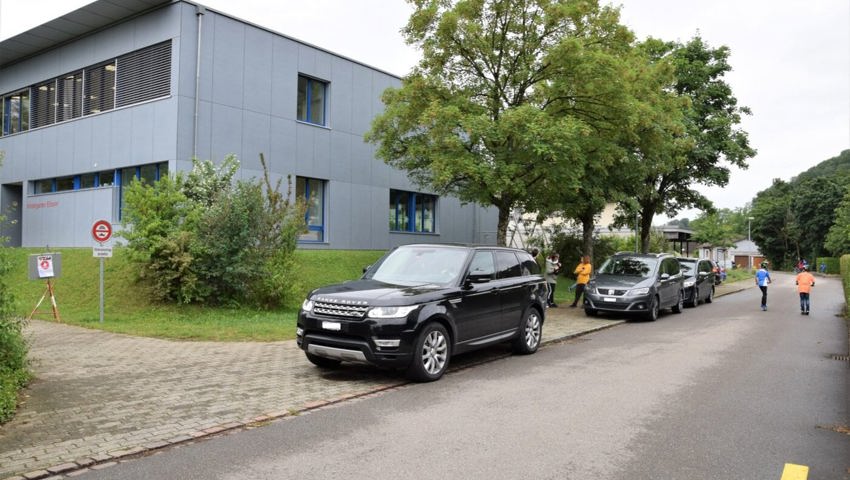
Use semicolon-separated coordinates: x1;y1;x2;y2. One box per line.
390;189;437;233
296;176;326;242
0;41;170;137
296;75;327;126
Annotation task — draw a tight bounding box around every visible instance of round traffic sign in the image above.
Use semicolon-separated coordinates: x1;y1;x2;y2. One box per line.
92;220;113;243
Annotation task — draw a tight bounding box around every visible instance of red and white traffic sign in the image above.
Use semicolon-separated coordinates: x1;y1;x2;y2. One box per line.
91;220;113;243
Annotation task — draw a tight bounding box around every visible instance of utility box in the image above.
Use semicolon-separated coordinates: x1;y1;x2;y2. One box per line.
28;253;62;280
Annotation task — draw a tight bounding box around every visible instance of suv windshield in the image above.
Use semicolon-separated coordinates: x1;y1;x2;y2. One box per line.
598;256;657;277
366;246;469;286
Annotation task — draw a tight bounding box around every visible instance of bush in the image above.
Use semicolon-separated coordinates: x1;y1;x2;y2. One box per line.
120;154;306;308
816;256;840;275
0;168;30;423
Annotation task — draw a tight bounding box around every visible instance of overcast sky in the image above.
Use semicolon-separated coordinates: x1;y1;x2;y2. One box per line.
2;0;848;221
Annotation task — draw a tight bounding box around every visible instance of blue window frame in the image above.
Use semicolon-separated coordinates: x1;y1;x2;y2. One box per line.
296;75;327;126
390;189;437;233
296;176;326;242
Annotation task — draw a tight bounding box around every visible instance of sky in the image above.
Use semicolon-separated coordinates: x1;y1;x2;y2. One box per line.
1;0;849;222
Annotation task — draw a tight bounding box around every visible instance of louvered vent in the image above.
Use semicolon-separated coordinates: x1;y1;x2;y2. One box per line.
116;41;171;108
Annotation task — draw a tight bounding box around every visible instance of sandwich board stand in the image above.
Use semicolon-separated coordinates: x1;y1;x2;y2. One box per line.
27;253;62;321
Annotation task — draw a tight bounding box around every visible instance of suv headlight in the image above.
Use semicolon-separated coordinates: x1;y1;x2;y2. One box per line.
367;305;419;319
630;287;650;296
301;298;314;312
683;280;695;288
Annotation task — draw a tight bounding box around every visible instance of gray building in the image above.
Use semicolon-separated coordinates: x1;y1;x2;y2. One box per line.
0;0;498;249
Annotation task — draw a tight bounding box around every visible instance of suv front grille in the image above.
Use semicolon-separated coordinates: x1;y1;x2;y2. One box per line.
595;288;627;296
313;301;369;319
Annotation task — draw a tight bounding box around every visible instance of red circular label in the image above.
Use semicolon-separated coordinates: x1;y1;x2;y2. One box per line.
92;220;113;243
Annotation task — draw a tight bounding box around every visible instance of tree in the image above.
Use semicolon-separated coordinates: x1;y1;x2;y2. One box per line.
690;209;738;257
825;185;850;256
618;36;755;252
366;0;634;246
750;179;798;269
791;177;844;260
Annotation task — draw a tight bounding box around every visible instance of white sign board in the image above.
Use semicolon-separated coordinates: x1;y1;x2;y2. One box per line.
37;255;55;278
93;246;113;258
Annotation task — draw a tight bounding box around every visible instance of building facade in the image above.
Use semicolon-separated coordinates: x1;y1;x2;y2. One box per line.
0;0;498;248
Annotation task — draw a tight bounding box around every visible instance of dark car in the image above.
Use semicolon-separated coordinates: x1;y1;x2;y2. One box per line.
676;257;716;307
584;252;684;321
296;244;548;382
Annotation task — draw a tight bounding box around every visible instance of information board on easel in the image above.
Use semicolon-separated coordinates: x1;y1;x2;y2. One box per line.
27;253;62;321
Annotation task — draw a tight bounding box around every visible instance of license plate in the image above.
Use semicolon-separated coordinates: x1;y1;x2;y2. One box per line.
322;321;341;331
603;297;617;302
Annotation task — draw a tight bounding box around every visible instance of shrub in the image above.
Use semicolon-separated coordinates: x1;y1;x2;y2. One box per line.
0;154;30;423
815;256;840;275
120;154;305;308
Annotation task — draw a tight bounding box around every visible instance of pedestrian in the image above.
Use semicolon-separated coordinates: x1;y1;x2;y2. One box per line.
755;261;771;311
570;255;592;308
820;261;827;274
545;252;561;307
530;247;542;271
795;265;815;315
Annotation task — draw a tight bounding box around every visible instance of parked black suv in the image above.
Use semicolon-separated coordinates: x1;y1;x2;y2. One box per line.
676;257;716;307
584;252;684;321
296;244;548;382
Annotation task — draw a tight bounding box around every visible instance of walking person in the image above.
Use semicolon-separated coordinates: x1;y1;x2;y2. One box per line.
545;252;561;307
795;265;815;315
570;255;592;308
755;261;772;311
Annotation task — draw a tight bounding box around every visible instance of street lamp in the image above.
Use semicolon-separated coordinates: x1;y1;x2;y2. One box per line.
747;216;754;241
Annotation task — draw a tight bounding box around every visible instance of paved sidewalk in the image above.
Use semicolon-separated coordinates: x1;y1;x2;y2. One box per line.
0;281;752;479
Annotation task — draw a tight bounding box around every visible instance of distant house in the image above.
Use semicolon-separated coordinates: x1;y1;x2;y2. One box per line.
727;239;764;269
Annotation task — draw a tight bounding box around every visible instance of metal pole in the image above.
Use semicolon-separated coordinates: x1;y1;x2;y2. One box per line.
99;256;104;323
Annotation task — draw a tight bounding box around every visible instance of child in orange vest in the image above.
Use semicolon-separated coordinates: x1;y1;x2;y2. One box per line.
795;266;815;315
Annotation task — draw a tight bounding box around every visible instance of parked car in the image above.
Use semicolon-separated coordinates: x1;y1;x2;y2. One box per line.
676;257;716;307
584;252;684;321
296;244;548;382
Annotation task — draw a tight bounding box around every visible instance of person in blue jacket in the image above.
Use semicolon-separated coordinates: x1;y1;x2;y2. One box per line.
755;261;772;311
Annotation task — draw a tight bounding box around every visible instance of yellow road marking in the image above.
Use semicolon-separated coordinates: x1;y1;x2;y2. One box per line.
780;463;809;480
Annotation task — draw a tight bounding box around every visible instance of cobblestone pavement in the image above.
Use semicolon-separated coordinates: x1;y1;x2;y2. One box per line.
0;281;752;479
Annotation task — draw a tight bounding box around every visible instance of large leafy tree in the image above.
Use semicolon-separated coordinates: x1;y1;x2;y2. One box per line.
825;185;850;256
750;179;798;269
791;177;844;260
366;0;633;245
619;36;756;252
690;209;738;252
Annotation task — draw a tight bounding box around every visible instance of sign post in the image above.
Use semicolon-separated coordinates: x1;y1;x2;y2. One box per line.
91;220;113;323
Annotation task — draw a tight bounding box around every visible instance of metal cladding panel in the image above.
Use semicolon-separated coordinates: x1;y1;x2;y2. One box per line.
21;187;115;248
210;15;245;110
243;28;273;115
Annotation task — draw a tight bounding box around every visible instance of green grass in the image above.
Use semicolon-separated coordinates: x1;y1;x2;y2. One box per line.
8;248;384;341
724;268;754;283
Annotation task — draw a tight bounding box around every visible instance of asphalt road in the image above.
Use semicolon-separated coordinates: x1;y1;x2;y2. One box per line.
77;272;850;480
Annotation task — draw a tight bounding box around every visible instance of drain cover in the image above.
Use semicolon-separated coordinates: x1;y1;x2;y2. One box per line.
830;354;850;361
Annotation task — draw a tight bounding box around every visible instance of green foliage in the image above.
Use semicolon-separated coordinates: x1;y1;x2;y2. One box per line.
120;155;306;308
841;254;850;300
0;153;30;424
690;209;739;248
750;179;798;270
368;0;635;245
826;185;850;256
816;257;840;275
618;36;755;252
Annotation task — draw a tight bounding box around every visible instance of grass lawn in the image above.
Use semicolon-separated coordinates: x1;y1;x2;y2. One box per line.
8;248;384;342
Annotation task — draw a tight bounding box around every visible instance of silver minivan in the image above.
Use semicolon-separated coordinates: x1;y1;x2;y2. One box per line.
584;253;685;321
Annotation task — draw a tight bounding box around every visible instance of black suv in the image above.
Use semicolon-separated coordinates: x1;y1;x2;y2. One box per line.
676;257;716;307
296;244;548;382
584;252;684;321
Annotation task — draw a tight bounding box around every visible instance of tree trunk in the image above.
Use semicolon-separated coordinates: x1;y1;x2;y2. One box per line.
640;206;655;254
496;206;510;247
580;213;595;261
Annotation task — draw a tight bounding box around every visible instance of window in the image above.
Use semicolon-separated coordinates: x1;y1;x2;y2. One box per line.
34;179;54;194
98;170;115;187
296;176;325;242
85;61;116;115
55;176;75;192
31;80;56;128
80;173;96;189
390;189;437;233
2;90;30;135
57;71;83;121
496;251;522;279
297;75;327;126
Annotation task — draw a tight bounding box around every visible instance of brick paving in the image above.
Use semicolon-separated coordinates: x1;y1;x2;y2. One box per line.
0;281;751;479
